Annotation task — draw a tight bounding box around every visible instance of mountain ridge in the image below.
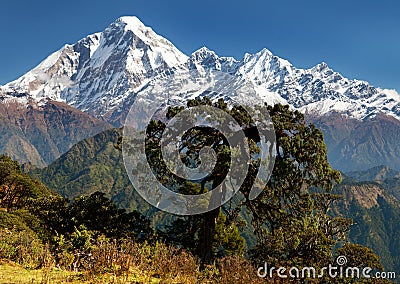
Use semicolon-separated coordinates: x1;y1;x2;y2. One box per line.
1;16;400;171
0;99;112;167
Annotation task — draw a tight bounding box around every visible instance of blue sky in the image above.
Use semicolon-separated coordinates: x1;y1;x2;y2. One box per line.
0;0;399;91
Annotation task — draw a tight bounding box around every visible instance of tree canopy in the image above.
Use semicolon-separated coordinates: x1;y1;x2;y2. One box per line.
143;98;358;269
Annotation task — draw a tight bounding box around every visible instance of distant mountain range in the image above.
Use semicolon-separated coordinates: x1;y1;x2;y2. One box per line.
344;165;400;201
1;16;399;170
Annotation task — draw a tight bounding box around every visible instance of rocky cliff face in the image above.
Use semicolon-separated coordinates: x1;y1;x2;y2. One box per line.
332;180;400;271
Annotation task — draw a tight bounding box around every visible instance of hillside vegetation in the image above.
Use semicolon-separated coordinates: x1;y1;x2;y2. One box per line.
32;127;400;274
4;101;397;283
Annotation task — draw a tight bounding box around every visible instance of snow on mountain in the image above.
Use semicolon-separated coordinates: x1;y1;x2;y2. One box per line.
2;16;400;124
165;45;400;121
235;49;400;120
2;16;188;119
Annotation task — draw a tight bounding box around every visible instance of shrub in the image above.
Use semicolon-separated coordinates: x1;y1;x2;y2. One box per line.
218;255;269;284
0;228;53;268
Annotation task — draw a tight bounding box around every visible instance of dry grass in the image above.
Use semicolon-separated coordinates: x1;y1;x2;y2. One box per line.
0;237;274;283
0;259;83;283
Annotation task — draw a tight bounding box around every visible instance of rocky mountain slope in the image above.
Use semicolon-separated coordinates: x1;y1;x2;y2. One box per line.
346;165;400;182
310;112;400;171
333;179;400;272
344;166;400;201
0;98;111;167
1;16;187;123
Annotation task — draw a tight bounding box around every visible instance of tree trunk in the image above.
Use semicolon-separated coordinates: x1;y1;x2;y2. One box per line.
198;181;226;265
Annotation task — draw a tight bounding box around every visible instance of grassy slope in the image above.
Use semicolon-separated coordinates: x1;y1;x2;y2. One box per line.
0;260;165;284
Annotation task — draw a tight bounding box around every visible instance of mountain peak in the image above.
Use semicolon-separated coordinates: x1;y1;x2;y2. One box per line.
258;47;273;56
113;16;149;34
3;17;400;125
116;15;143;25
3;15;188;119
312;61;331;72
189;47;221;70
244;48;273;60
192;47;218;58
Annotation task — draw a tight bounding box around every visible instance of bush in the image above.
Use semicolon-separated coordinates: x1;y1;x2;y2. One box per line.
83;237;199;283
0;228;53;268
218;255;269;284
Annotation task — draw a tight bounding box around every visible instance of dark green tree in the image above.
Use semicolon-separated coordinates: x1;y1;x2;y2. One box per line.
0;155;51;210
68;191;153;240
245;104;347;268
160;182;246;260
337;243;383;270
145;97;252;264
130;98;383;271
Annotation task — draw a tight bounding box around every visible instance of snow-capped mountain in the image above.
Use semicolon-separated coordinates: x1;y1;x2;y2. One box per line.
1;16;399;125
1;16;400;170
1;16;188;120
182;46;400;120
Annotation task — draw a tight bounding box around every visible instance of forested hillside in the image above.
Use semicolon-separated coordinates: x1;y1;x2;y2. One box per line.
25;101;397;283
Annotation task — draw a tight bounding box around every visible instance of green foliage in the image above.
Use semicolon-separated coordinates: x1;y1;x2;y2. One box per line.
70;225;94;252
145;97;271;264
0;210;33;232
27;194;71;238
30;128;152;213
0;155;238;283
213;211;246;258
337;243;383;270
23;100;394;280
0;227;52;268
0;155;52;209
69;191;153;240
245;104;347;269
161;208;246;260
143;99;358;270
